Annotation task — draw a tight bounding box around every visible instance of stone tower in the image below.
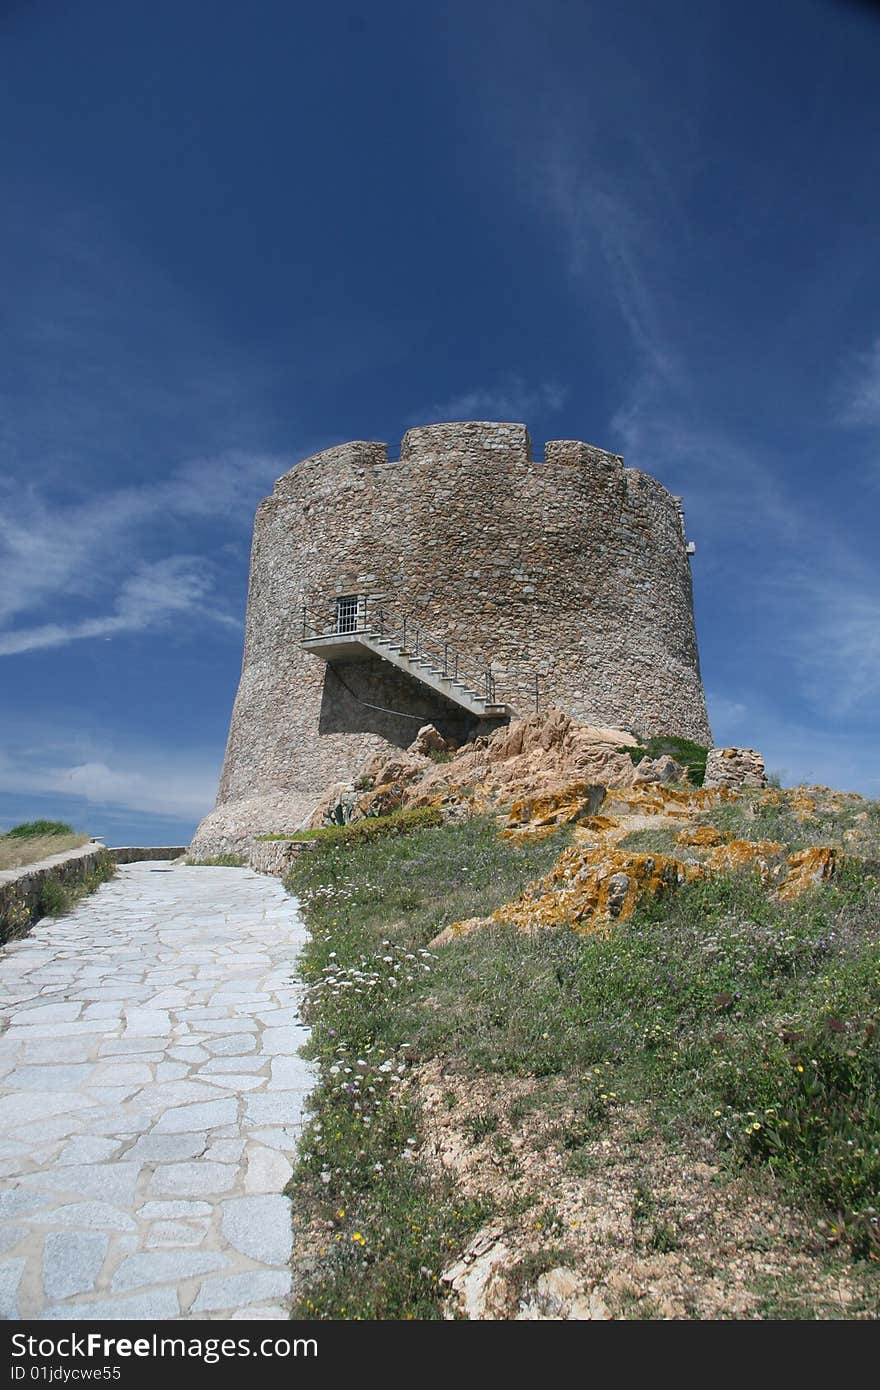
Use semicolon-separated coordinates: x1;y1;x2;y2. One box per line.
191;422;711;854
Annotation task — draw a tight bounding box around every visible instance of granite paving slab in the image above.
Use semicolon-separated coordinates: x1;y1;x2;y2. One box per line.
0;863;314;1320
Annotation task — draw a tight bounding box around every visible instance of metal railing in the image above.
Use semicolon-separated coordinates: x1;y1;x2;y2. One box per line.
299;597;536;708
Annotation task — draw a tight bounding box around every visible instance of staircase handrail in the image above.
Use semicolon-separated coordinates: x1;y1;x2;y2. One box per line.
300;600;515;706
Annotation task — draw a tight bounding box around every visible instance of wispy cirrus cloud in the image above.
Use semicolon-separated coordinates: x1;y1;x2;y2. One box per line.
0;198;296;659
0;451;285;655
839;336;880;427
415;376;567;425
482;45;880;787
777;567;880;719
0;555;236;656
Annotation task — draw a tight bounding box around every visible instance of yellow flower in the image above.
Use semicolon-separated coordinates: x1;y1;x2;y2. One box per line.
796;1064;804;1073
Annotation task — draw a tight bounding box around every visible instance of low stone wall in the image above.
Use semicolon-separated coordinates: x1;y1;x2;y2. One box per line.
248;839;317;877
703;747;766;790
0;841;113;945
110;846;187;864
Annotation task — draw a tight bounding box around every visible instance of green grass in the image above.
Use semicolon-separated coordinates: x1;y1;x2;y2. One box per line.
287;809;880;1317
37;852;116;920
620;735;709;786
616;826;683;854
0;824;89;871
404;860;880;1260
286;816;571;1319
695;788;880;856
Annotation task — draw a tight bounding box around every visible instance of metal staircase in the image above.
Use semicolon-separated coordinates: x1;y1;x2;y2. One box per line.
300;599;514;721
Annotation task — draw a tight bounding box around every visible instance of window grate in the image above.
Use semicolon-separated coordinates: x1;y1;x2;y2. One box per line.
335;595;360;634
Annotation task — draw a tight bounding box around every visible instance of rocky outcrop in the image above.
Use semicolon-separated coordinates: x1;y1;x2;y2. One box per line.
188;788;318;860
190;709;694;856
703;748;766;790
401;710;643;815
432;847;700;946
633;753;686;785
407;724;453;758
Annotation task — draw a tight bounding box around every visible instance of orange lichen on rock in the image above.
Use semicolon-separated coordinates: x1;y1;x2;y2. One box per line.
505;782;606;830
777;847;838;900
675;825;733;848
602;785;733;820
437;846;703;943
703;838;785;883
431;915;489;946
788;791;817;821
499;824;561;844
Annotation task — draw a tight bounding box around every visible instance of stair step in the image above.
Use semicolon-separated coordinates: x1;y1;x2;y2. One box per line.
303;623;511;716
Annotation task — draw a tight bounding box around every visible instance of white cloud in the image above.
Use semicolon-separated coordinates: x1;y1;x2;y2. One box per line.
0;726;220;821
706;692;748;736
0;555;238;656
0;451;283;655
778;568;880;719
416;377;567;425
840;337;880;426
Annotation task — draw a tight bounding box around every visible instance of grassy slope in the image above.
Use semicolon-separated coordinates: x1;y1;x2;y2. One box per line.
287;801;880;1319
0;831;88;871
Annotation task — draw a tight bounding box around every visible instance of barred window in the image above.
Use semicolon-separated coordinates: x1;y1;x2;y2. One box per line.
335;595;360;634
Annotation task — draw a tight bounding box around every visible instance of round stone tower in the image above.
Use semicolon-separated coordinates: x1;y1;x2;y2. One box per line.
191;422;711;852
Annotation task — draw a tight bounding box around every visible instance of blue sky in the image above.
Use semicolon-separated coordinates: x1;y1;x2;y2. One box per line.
2;0;879;844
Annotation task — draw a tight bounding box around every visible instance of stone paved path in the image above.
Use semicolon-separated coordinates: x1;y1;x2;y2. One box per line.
0;862;314;1320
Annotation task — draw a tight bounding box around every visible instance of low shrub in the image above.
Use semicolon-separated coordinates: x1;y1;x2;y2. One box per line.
3;819;75;839
263;805;443;849
620;735;709;786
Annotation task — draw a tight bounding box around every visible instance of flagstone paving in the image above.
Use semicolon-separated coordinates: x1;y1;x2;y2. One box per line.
0;862;314;1320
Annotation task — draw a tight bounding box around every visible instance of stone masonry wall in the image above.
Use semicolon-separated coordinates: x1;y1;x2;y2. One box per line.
194;421;711;848
703;748;766;790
